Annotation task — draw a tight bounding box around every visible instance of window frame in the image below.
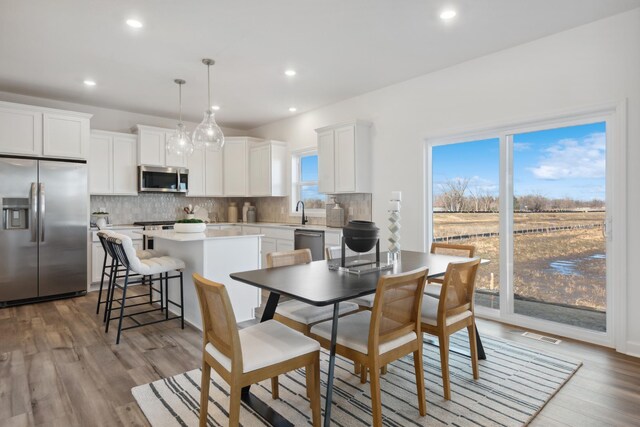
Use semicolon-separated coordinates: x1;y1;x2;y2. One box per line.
291;148;326;217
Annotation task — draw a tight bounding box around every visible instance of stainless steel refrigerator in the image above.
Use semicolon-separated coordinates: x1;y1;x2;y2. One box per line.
0;156;87;305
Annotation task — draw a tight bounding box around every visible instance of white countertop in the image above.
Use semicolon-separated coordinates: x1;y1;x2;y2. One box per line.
137;228;264;241
211;222;343;232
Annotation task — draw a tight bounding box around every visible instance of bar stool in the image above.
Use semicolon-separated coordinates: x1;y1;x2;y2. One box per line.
95;230;165;321
104;233;186;344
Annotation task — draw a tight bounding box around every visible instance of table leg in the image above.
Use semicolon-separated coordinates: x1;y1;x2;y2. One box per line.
424;320;486;360
240;292;292;427
323;303;340;427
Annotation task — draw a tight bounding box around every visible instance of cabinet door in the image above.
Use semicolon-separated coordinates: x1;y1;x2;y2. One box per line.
317;129;335;193
334;124;356;193
112;135;138;195
164;131;187;168
43;113;89;159
249;144;270;196
187;147;206;196
138;128;165;166
205;148;224;196
223;140;247;196
89;133;112;194
0;106;42;156
91;242;107;283
261;237;277;268
276;239;295;253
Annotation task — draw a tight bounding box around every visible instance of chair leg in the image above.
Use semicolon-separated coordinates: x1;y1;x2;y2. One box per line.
360;365;367;384
369;360;383;427
96;256;108;314
179;272;185;329
115;271;130;345
413;348;427;416
228;382;242;427
271;376;279;400
199;363;211;427
381;365;387;375
307;354;321;427
164;272;170;320
438;334;451;400
467;322;480;379
354;361;361;375
305;368;312;398
105;261;118;331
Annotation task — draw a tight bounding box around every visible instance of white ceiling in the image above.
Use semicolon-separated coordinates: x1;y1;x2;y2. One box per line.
1;0;638;130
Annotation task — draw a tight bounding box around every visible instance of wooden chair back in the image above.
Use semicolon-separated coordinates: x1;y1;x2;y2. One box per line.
192;273;242;372
369;268;428;353
438;258;481;322
267;248;312;268
429;243;476;284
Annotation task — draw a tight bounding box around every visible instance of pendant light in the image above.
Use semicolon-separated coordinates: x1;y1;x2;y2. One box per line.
192;58;224;151
166;79;195;156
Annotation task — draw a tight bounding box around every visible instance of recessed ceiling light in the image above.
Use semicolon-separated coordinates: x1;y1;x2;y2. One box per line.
289;107;297;112
83;79;96;86
284;69;297;77
211;105;220;111
126;19;143;29
440;9;457;20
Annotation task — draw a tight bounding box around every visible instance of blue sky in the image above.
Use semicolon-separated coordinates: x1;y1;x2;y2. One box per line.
432;122;606;201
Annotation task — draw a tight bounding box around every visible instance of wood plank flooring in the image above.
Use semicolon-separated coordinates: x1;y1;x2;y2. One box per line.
1;291;639;426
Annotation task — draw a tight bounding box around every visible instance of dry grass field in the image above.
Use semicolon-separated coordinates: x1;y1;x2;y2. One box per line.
433;212;606;310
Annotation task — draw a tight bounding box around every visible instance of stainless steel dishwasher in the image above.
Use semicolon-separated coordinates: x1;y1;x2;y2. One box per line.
294;229;325;261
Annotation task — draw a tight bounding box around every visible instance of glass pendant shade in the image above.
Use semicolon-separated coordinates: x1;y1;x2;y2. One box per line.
167;122;194;156
193;110;224;151
167;78;194;156
193;58;224;151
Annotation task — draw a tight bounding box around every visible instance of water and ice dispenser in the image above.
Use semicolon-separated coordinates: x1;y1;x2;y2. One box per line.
2;198;29;230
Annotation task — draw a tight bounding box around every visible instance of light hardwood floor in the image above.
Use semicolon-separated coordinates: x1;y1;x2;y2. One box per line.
1;291;639;426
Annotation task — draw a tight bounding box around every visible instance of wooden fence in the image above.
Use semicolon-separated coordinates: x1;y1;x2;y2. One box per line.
433;222;603;243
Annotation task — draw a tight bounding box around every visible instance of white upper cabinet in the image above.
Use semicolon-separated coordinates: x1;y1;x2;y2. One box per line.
89;130;138;195
186;147;206;196
136;125;166;166
0;101;91;159
249;140;287;197
315;120;372;194
205;148;224;197
223;137;252;196
43;113;90;159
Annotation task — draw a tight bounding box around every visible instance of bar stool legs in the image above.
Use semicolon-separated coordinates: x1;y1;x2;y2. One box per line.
115;270;131;345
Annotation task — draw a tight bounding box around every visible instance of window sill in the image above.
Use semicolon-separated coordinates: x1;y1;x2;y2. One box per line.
291;210;326;218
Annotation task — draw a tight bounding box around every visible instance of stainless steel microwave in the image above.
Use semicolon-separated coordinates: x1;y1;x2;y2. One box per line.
138;165;188;193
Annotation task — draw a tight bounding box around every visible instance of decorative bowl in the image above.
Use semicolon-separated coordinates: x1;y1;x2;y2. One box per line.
174;222;207;233
343;220;379;253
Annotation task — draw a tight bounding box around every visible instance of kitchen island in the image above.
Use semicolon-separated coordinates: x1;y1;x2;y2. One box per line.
139;229;262;329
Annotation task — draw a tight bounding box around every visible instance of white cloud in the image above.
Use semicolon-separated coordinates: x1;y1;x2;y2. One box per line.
514;142;532;151
528;132;605;180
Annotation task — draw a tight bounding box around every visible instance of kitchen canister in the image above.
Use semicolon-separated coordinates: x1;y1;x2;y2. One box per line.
247;206;256;223
242;201;251;223
228;202;238;223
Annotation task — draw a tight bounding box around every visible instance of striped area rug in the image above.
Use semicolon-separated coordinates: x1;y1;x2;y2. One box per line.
132;333;581;426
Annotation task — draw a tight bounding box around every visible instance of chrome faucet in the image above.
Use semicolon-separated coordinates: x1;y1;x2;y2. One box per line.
296;201;308;225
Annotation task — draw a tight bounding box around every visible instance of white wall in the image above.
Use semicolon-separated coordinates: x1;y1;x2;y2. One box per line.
249;10;640;354
0;90;244;135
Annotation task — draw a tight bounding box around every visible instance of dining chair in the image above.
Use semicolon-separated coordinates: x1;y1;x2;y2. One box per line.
425;242;476;298
193;273;321;427
421;258;481;400
310;268;428;427
325;245;375;310
269;249;359;335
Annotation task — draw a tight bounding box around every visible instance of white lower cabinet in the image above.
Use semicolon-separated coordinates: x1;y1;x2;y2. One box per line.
276;239;295;252
261;237;277;268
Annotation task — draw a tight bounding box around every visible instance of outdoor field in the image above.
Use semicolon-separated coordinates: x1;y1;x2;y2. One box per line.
433;211;606;311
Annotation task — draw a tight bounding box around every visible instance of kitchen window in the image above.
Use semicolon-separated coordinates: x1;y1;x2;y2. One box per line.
291;149;326;215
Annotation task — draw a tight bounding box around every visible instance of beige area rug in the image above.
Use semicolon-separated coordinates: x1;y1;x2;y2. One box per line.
132;332;581;426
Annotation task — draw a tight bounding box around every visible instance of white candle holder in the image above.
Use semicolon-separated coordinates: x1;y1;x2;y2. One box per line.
387;192;402;263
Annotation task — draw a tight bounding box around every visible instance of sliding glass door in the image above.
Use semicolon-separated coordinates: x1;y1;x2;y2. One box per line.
511;122;607;332
427;115;614;344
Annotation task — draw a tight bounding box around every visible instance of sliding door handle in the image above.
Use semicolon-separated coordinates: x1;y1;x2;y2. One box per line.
39;183;45;242
30;182;38;242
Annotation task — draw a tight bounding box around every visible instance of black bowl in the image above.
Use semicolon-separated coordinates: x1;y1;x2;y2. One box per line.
343;220;379;253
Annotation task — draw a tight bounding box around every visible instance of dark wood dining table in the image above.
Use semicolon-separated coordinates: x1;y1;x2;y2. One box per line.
230;250;486;427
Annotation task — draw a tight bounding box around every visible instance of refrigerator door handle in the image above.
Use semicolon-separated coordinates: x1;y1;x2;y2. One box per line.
39;183;45;242
30;182;38;242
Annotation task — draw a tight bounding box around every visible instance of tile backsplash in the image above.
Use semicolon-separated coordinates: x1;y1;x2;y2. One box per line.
90;193;371;226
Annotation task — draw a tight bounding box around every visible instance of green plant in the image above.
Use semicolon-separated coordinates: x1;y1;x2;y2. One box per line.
175;219;204;224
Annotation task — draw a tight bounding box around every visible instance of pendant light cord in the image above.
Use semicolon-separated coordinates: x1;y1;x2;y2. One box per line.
178;83;183;123
207;63;212;112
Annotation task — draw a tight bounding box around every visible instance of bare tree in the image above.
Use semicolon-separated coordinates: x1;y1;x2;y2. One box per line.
438;178;470;212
